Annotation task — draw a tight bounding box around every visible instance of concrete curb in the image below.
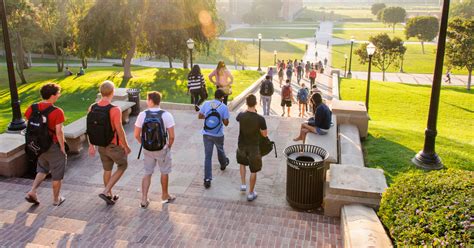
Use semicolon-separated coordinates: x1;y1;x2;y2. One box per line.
227;73;266;111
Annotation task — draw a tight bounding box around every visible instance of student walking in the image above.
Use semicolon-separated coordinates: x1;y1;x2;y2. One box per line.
198;89;230;188
305;61;311;78
281;79;295;117
297;63;304;83
297;83;310;117
134;91;176;208
324;57;328;68
24;83;67;206
278;66;284;88
236;94;268;201
445;70;452;84
209;61;233;105
309;67;317;89
88;81;131;205
267;67;274;82
259;75;274;116
187;65;207;111
286;64;293;81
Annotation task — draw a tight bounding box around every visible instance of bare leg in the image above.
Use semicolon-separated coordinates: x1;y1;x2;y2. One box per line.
103;169;125;195
103;170;112;196
141;175;151;204
161;174;170;200
249;173;257;193
240;165;246;185
287;107;291;117
52;180;62;203
27;172;47;200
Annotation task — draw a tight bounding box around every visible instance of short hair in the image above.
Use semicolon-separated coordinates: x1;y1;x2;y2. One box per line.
100;80;115;97
147;91;161;105
286;79;290;83
215;89;226;99
40;83;61;100
265;75;271;80
246;94;257;107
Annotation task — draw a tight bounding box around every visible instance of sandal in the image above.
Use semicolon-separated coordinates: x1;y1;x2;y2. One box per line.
140;200;150;209
99;193;115;205
25;195;40;205
107;195;119;202
161;195;176;204
53;197;66;206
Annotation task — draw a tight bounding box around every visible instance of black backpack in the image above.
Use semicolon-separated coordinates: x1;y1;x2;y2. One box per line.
141;110;167;151
87;104;116;147
260;135;277;158
260;80;274;96
25;104;57;157
204;103;222;134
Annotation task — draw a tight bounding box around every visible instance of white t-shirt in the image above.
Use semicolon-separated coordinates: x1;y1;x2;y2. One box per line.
134;108;175;129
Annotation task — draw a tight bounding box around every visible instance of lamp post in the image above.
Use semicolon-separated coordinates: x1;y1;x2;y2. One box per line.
233;38;238;69
365;43;376;114
0;0;26;132
412;0;450;170
273;50;277;66
344;54;348;77
257;33;262;71
186;38;195;68
400;42;405;73
347;36;355;78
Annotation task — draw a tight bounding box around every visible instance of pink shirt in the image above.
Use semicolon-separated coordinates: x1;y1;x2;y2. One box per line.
209;68;233;90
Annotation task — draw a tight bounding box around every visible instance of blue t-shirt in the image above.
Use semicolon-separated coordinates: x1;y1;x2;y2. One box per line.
199;99;230;137
315;104;332;129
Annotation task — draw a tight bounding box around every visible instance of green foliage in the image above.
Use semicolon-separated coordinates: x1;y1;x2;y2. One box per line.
371;3;386;17
354;33;405;81
450;0;474;19
380;6;406;33
242;0;283;25
223;40;248;67
405;16;439;54
446;17;474;90
378;169;473;246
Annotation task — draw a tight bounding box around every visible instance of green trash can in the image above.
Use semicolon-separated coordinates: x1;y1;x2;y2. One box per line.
284;144;329;210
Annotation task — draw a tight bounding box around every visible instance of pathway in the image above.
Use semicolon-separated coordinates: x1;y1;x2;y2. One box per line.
348;71;469;86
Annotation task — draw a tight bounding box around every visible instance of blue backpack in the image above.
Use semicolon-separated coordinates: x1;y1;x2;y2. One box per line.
298;88;309;102
204;103;222;134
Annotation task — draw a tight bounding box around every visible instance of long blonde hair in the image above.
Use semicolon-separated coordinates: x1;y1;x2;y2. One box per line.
216;61;226;75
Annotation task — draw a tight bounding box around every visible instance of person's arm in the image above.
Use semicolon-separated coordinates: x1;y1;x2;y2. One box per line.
167;126;175;149
227;70;234;84
208;70;216;84
223;119;229;126
259;117;268;137
55;124;66;155
260;129;268;137
134;127;142;144
112;108;131;154
222;106;230;126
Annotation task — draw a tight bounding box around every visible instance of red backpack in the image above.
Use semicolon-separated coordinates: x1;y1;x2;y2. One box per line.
282;85;292;100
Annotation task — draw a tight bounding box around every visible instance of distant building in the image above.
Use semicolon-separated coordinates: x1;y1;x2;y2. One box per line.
217;0;304;23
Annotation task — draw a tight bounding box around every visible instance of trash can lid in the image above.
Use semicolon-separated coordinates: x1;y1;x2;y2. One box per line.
288;152;323;163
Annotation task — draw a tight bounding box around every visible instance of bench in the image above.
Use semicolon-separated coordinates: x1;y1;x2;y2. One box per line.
95;88;129;102
64;101;135;154
341;204;393;247
331;100;369;139
0;133;27;177
339;124;364;166
305;115;338;165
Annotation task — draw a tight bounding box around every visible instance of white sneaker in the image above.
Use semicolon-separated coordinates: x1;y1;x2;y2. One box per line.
240;184;247;191
247;191;258;201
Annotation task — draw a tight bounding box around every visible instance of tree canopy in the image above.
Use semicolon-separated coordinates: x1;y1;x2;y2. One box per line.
371;3;386;16
405;16;439;54
243;0;283;25
446;17;473;90
450;0;474;19
380;6;406;33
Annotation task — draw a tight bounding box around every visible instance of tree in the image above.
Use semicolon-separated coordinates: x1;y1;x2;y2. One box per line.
243;0;283;25
371;3;386;16
446;17;474;90
405;16;439;54
355;33;405;81
450;0;473;19
64;0;94;68
223;40;248;69
380;6;406;33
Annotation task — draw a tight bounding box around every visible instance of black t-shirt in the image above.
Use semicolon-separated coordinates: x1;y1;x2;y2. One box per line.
236;111;267;148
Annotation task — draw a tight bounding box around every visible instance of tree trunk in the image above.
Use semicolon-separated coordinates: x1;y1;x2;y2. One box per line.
14;33;27;84
382;70;386;81
123;38;136;79
81;58;88;68
168;56;173;68
468;69;472;91
421;41;425;54
51;39;61;72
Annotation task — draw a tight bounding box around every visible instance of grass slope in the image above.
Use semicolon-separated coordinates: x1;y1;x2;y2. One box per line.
0;66;260;130
340;79;474;183
223;28;315;39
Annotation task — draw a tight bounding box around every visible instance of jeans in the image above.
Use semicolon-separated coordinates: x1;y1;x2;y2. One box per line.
261;95;272;115
310;77;315;89
203;135;227;180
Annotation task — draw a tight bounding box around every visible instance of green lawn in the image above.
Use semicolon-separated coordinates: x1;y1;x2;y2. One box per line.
332;29;418;42
340;79;474;183
334;22;405;29
0;66;260;130
0;57;107;64
332;43;469;75
222;28;315;39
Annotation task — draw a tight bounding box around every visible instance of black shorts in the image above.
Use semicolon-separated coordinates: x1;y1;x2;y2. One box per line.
236;146;262;173
281;100;292;107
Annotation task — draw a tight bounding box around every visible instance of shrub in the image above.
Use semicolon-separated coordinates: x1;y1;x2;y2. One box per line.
378;169;473;247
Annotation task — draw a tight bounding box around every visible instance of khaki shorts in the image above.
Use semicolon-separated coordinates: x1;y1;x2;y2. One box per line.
37;144;67;181
143;147;172;175
98;144;128;171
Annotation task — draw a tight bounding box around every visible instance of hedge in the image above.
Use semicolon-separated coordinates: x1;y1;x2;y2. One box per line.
378;169;473;246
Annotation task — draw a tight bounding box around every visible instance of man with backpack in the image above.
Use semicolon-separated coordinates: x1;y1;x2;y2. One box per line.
281;79;295;117
259;75;274;116
24;83;67;206
236;94;268;201
134;91;176;208
297;83;310;117
297;63;304;83
198;89;230;188
88;81;131;205
286;64;293;81
305;61;311;78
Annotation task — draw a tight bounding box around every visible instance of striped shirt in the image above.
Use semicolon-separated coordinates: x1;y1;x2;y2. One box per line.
187;74;205;91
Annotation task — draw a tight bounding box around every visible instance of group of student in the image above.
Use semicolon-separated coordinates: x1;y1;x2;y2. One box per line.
64;66;85;77
23;64;269;207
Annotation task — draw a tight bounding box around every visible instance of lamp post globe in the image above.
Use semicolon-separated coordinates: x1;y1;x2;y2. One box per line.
347;36;355;78
257;33;262;71
187;38;195;68
365;42;376;114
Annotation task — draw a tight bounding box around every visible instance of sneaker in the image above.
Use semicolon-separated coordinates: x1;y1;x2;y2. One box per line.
204;179;211;189
194;105;200;112
240;184;247;191
247;191;258;201
221;157;229;171
281;113;285;117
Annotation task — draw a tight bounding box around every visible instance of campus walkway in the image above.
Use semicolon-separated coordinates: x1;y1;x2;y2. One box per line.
0;109;342;247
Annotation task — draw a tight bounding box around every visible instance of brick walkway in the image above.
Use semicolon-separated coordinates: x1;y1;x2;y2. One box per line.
0;110;342;247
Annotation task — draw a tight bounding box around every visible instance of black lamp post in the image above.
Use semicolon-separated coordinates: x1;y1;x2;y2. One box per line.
257;33;262;71
365;43;376;114
187;38;195;68
0;0;26;132
347;36;355;78
412;0;450;170
273;50;277;66
344;54;348;77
